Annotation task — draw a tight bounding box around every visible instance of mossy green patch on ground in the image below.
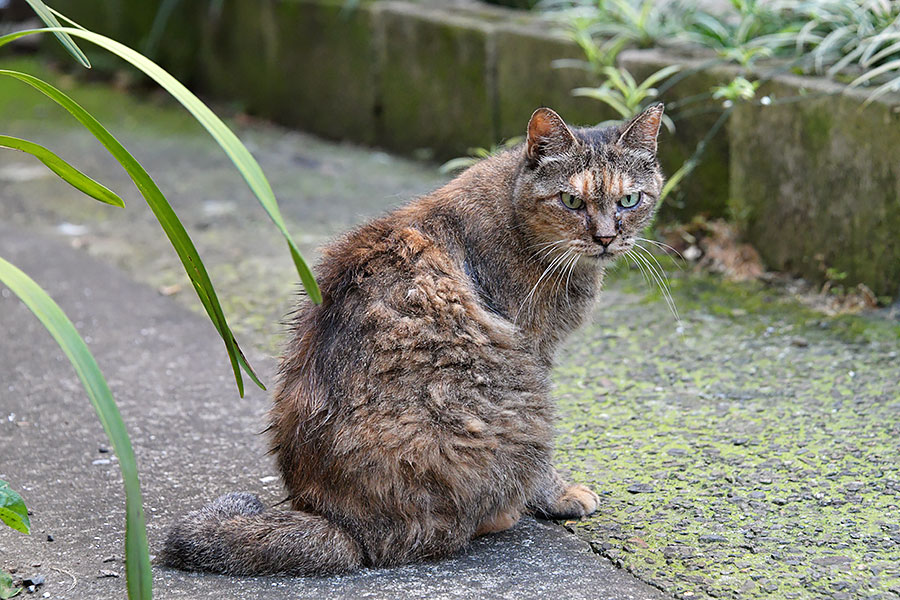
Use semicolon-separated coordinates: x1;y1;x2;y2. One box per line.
554;267;900;600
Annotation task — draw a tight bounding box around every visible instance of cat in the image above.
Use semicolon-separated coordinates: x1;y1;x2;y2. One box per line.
159;103;665;576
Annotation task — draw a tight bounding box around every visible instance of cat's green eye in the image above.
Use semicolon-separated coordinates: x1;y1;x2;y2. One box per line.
619;192;642;209
560;192;584;210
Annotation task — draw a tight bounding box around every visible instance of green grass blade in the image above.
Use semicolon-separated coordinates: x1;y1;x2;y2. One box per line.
21;0;90;68
636;64;682;94
0;27;320;303
4;26;319;303
849;57;900;86
0;135;124;207
0;480;30;534
0;68;260;395
572;86;633;119
859;75;900;105
0;257;151;600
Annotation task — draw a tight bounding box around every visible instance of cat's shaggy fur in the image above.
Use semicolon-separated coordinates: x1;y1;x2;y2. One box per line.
160;105;665;575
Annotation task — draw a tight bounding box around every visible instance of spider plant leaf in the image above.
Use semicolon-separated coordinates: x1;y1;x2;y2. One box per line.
0;256;151;600
0;27;320;305
815;26;853;72
620;68;637;92
860;75;900;105
690;12;730;46
551;58;594;72
439;157;478;174
601;65;629;91
862;37;900;67
848;57;900;86
21;0;90;68
0;68;260;396
636;64;682;95
572;87;632;119
610;0;641;27
827;43;866;77
0;135;124;207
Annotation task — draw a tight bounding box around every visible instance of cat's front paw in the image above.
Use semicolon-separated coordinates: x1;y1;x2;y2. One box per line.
546;484;599;519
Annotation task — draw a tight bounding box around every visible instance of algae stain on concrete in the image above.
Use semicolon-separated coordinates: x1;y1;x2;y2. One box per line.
553;268;900;599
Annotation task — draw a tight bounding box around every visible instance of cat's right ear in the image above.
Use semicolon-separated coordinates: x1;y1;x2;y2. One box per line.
526;107;577;167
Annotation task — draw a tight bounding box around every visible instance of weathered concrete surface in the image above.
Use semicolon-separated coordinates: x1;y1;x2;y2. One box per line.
1;61;899;600
374;1;495;158
729;75;900;298
0;226;667;600
198;0;380;145
493;24;611;141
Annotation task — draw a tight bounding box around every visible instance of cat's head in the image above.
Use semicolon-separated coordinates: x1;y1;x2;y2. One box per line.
513;104;665;263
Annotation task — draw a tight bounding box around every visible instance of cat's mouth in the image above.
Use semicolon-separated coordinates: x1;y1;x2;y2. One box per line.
585;248;619;261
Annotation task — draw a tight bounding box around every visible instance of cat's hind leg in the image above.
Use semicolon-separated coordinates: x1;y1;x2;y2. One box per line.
474;509;522;536
528;468;599;520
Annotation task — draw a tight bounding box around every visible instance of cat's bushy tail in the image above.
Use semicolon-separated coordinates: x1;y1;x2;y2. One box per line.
158;492;363;576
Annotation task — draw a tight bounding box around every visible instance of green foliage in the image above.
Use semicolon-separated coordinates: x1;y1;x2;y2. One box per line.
0;480;28;598
784;0;900;103
440;136;523;174
0;135;125;207
0;570;21;600
682;0;799;67
549;0;900;101
0;67;261;396
554;0;692;50
573;64;679;128
21;0;89;67
0;480;30;535
711;76;760;102
825;266;849;282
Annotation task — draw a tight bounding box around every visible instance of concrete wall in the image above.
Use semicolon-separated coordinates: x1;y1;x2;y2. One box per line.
34;0;900;296
729;76;900;297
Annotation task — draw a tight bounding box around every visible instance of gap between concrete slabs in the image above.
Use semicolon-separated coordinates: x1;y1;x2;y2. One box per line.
0;225;669;600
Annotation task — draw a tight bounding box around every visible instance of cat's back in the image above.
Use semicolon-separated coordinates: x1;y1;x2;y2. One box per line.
271;182;549;498
307;192;517;371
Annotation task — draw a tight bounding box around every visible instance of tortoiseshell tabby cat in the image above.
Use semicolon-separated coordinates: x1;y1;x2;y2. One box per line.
160;104;665;575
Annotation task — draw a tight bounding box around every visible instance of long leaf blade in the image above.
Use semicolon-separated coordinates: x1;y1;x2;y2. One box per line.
0;27;320;303
21;0;91;68
0;135;124;207
0;68;260;395
0;256;151;600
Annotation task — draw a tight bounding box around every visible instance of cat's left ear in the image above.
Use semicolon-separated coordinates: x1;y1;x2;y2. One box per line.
617;103;664;154
526;107;577;166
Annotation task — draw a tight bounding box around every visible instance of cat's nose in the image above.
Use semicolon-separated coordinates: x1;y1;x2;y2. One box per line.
594;234;615;247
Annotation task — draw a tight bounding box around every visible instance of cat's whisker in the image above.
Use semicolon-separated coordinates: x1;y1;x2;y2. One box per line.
537;248;574;322
629;248;681;325
635;238;686;273
515;248;572;325
563;252;581;309
529;240;568;263
551;249;576;307
636;236;685;261
632;243;674;288
633;246;681;323
625;249;653;289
